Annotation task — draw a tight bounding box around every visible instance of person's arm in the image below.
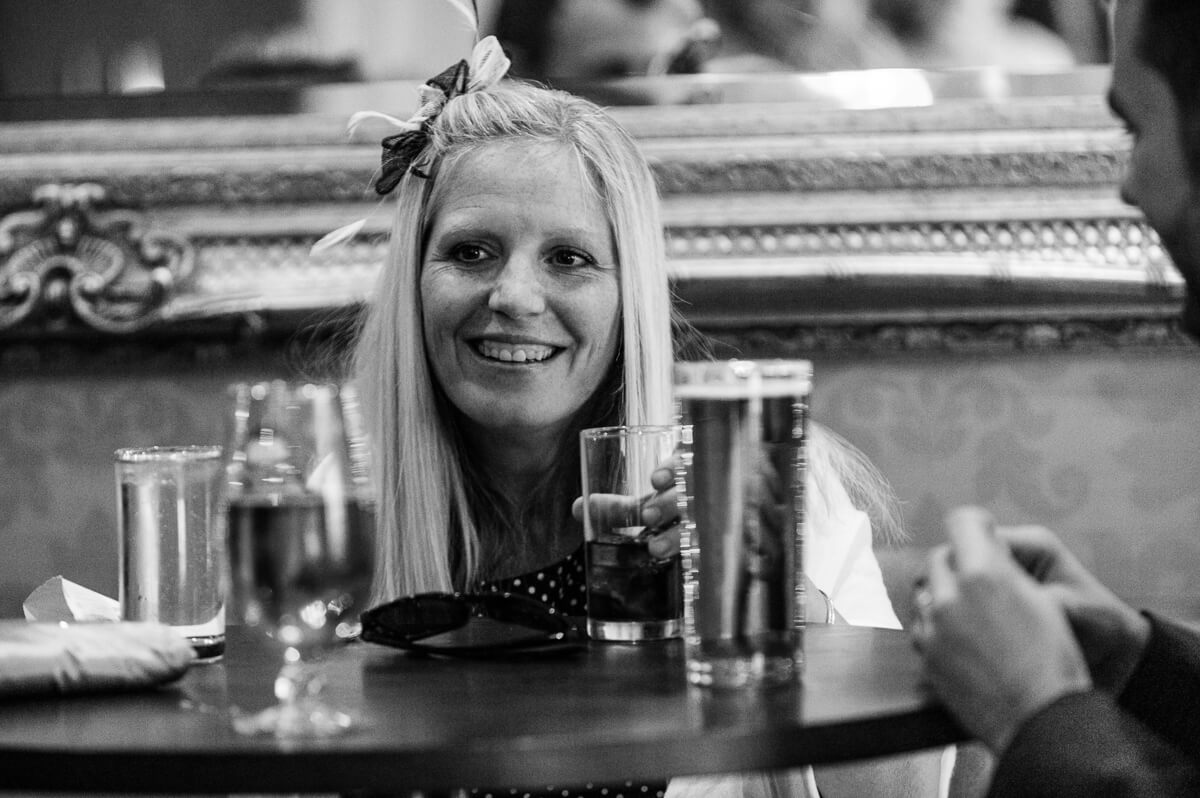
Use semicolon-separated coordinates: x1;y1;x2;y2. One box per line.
993;613;1200;796
990;691;1200;797
1118;613;1200;762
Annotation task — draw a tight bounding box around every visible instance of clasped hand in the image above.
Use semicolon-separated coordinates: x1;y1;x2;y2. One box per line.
912;506;1152;753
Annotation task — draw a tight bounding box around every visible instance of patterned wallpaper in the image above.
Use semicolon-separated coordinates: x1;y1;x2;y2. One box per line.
2;349;1199;625
0;373;257;617
811;349;1200;624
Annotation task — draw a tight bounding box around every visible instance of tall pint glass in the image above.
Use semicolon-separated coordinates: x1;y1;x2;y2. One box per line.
674;360;811;688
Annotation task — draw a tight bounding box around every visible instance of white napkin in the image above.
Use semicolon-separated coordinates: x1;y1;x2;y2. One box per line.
0;620;196;697
23;575;120;622
3;576;195;698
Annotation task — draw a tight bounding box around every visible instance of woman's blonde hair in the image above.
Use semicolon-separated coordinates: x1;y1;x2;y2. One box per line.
354;80;678;601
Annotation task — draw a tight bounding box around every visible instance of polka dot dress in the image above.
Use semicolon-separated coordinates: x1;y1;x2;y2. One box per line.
465;783;665;798
473;545;667;798
478;544;589;615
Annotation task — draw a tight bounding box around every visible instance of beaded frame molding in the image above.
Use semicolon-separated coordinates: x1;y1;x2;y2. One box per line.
0;68;1190;370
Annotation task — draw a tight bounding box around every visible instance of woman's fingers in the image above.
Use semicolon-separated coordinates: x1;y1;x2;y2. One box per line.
650;461;677;491
646;526;681;558
581;493;643;531
579;489;679;535
579;454;681;550
642;484;680;528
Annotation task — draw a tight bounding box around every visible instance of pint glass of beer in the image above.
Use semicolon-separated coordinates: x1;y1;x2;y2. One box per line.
674;360;811;687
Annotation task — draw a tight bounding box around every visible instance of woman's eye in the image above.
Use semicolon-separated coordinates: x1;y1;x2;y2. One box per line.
451;243;490;263
549;249;596;269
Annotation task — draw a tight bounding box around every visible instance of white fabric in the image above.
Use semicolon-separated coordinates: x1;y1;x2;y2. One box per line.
0;620;195;697
23;575;120;623
804;470;901;630
14;577;194;697
666;769;820;798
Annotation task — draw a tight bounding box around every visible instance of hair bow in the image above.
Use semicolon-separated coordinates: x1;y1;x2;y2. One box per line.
311;35;509;255
349;35;511;196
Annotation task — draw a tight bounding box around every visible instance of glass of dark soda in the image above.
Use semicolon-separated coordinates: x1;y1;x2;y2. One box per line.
580;425;684;642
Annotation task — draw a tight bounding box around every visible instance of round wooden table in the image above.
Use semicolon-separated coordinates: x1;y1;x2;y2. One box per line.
0;624;965;793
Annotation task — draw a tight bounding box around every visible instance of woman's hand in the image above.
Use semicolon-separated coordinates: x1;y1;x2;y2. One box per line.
572;458;681;559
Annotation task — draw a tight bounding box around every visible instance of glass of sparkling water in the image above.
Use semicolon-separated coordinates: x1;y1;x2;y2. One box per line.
116;444;226;662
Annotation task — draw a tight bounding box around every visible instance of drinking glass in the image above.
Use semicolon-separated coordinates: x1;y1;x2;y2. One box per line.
116;445;226;661
674;359;811;688
580;425;685;642
224;380;374;738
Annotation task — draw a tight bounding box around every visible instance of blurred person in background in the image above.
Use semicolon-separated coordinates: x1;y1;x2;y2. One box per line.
491;0;909;78
492;0;708;78
870;0;1075;70
492;0;1077;80
1015;0;1109;62
699;0;909;72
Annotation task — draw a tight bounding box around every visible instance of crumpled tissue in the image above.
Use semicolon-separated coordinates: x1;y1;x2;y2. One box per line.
23;575;120;622
1;576;196;698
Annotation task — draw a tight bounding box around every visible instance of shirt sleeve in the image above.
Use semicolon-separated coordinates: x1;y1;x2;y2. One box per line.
804;470;900;630
1118;613;1200;763
991;691;1200;797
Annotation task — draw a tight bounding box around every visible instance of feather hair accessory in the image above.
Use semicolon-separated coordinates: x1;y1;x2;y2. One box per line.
311;35;511;255
354;35;510;196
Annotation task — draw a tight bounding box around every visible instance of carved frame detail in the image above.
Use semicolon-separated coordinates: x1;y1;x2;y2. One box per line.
1;72;1192;363
0;182;194;333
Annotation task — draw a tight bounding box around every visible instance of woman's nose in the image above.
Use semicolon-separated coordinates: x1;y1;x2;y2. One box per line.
487;259;547;317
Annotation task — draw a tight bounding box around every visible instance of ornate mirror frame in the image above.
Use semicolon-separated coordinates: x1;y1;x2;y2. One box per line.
0;67;1188;374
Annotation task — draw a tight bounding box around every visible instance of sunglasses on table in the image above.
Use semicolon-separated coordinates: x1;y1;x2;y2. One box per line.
360;591;586;659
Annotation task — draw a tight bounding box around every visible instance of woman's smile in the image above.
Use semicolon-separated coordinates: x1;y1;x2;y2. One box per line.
472;339;561;364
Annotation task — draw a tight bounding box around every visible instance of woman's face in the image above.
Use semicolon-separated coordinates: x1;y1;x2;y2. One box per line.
420;142;621;443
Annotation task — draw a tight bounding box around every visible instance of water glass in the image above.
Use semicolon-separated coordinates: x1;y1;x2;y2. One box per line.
224;380;374;738
674;360;812;688
116;444;226;662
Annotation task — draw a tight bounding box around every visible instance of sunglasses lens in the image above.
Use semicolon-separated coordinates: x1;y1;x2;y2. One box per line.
478;593;565;630
363;593;467;639
361;591;578;656
417;617;555;650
